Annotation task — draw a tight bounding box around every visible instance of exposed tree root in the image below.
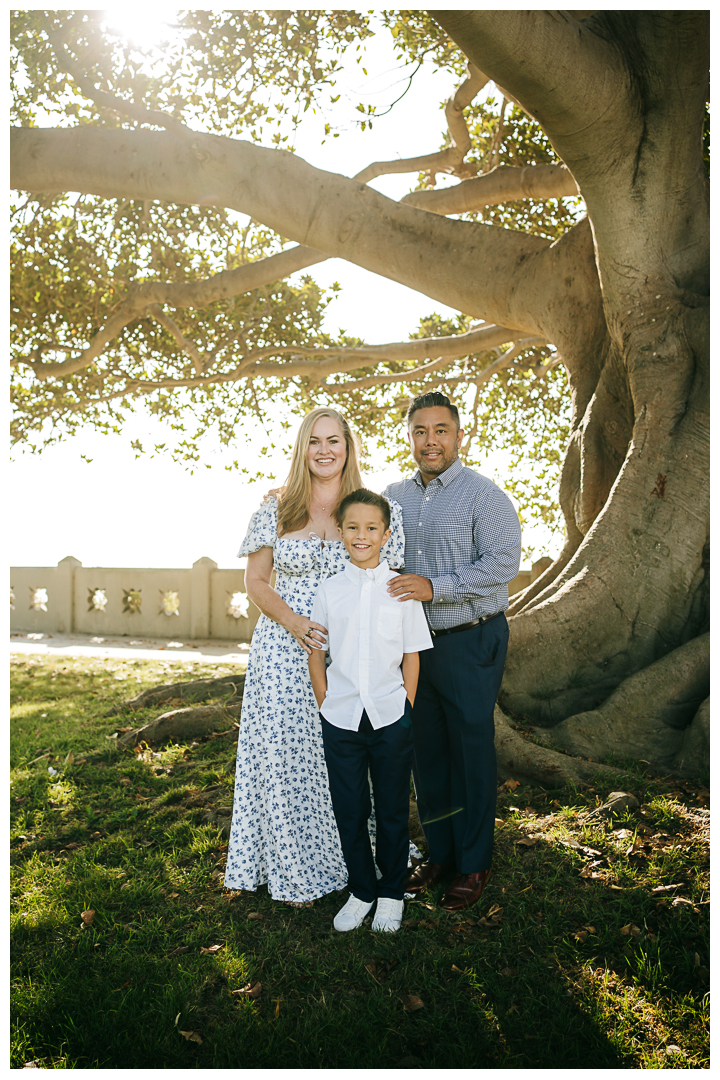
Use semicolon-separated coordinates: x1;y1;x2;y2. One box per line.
506;538;578;617
675;696;710;777
494;705;623;787
118;703;243;748
538;633;709;775
107;673;245;715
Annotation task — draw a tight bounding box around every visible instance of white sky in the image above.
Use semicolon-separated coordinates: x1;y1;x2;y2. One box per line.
10;14;560;571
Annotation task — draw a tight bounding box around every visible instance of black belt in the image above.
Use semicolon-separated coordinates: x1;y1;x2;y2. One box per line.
429;610;503;638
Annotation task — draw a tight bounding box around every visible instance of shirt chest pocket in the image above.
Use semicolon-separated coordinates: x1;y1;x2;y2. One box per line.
376;603;404;641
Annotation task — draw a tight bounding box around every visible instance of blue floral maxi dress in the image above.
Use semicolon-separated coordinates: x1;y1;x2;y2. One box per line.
224;496;406;903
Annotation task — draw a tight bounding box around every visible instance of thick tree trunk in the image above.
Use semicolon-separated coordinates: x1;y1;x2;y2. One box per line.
434;10;710;777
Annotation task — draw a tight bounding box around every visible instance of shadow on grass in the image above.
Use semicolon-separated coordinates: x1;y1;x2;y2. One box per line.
11;655;709;1069
13;806;705;1069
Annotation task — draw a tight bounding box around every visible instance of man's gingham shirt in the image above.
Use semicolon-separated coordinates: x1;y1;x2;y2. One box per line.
384;457;521;631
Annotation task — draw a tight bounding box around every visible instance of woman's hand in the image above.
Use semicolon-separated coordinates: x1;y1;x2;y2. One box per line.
287;615;328;655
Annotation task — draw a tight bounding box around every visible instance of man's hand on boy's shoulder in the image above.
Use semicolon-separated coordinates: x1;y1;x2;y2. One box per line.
387;573;433;602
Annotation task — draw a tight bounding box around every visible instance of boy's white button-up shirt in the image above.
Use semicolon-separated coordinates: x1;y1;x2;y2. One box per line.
311;559;433;731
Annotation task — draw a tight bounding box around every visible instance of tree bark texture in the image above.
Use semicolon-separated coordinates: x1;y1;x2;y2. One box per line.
11;10;710;780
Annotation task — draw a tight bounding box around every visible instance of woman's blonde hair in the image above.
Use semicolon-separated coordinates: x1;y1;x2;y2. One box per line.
277;408;363;536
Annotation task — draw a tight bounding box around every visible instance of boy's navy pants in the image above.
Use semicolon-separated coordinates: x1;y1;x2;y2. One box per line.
321;705;414;903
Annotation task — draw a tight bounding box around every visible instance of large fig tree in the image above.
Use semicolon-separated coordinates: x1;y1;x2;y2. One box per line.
11;10;709;780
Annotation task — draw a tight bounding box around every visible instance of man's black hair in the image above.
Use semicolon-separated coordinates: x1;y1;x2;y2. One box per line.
336;488;391;529
406;391;461;428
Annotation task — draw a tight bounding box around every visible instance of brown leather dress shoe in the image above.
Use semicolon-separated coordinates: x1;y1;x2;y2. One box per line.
404;861;453;893
439;869;492;911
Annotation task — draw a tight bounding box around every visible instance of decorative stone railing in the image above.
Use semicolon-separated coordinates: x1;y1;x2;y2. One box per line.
10;555;552;643
10;557;260;643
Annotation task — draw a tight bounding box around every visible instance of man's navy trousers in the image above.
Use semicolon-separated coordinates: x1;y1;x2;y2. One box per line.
411;613;509;873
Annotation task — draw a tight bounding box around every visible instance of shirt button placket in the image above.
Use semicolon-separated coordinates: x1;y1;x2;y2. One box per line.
359;577;371;702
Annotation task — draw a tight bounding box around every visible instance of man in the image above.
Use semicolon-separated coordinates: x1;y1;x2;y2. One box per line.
383;391;521;910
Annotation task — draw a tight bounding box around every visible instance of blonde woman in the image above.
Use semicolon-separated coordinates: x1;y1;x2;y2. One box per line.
224;408;405;905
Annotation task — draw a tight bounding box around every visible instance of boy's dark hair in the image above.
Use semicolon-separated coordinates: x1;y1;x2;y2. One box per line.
406;391;461;429
336;488;391;529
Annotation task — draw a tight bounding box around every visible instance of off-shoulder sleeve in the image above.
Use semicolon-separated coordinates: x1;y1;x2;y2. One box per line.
381;498;405;570
237;498;277;558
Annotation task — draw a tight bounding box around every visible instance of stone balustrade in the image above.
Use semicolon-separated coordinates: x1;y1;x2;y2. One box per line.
10;555;553;642
10;557;260;643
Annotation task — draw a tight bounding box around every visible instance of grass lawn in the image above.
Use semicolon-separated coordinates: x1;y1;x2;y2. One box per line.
10;653;710;1069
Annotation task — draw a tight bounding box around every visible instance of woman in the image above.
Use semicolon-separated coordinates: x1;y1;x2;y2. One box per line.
224;408;405;905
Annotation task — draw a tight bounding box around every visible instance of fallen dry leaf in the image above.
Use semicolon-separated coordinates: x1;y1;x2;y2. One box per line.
573;930;589;943
167;946;190;958
517;837;538;847
81;910;95;926
231;980;262;999
620;923;642;938
500;967;517;977
178;1030;203;1045
502;779;521;792
167;892;179;899
200;944;224;954
247;911;264;921
400;993;425;1012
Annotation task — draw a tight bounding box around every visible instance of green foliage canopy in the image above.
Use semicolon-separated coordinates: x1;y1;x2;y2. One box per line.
11;9;582;543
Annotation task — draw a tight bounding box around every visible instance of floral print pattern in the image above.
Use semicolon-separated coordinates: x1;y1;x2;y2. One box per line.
224;496;407;902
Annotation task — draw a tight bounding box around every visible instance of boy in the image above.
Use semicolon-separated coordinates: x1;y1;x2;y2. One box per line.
308;489;433;933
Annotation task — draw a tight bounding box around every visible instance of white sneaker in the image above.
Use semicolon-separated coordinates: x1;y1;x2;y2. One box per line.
372;897;404;933
333;895;375;932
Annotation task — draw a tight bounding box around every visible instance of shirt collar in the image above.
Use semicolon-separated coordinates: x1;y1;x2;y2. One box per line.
412;455;464;489
343;558;393;584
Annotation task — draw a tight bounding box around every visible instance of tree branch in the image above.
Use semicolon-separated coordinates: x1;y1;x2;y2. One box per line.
146;304;205;374
402;163;579;215
11;126;557;333
45;23;189;137
26;323;529;402
21;245;328;380
320;335;546;393
53;330;553;421
354;62;488;185
429;10;623;153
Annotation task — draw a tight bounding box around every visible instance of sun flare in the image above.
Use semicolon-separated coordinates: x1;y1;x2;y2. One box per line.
102;7;176;53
